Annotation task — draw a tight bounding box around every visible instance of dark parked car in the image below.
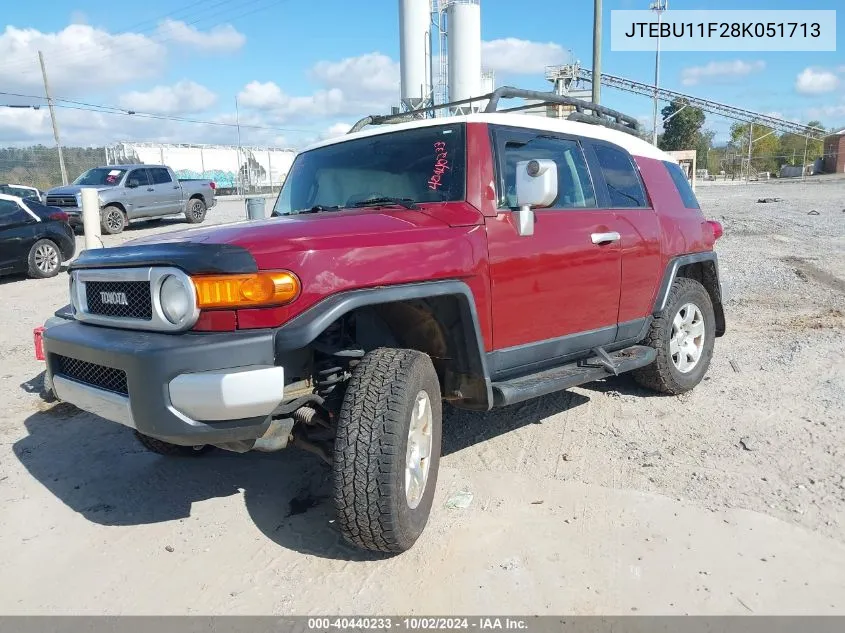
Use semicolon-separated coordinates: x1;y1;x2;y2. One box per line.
0;193;76;279
0;183;45;203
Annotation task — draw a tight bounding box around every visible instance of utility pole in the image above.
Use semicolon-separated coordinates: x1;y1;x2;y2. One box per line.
801;134;809;181
38;50;68;185
592;0;602;105
235;96;243;196
745;122;754;183
650;0;668;146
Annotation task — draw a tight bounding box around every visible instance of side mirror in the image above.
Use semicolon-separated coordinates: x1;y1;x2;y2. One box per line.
126;180;138;189
514;159;558;237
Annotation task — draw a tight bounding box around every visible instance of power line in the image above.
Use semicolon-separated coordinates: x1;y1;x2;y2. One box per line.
0;90;318;135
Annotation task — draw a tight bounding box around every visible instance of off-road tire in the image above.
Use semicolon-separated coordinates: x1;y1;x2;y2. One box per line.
133;431;214;457
333;347;442;554
633;277;715;395
27;238;62;278
184;198;207;224
100;205;126;235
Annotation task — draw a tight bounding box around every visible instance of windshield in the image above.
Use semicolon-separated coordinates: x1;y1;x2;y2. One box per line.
273;123;465;215
73;168;128;186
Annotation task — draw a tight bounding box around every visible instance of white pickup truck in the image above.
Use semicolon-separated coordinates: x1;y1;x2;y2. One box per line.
45;164;217;234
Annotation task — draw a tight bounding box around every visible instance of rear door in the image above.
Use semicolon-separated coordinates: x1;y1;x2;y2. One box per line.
583;140;663;340
148;167;182;215
0;198;38;272
485;125;622;376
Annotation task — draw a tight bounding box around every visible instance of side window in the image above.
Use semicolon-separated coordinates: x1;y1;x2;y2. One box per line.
498;133;596;209
664;161;700;209
0;199;28;224
126;169;151;187
150;168;172;184
593;144;648;208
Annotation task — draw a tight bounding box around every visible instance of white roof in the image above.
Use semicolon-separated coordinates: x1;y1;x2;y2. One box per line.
302;112;675;162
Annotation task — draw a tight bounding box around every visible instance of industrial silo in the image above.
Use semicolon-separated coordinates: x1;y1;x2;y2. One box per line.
447;0;481;113
398;0;432;111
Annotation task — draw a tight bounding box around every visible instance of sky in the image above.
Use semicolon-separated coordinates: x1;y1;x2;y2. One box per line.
1;0;843;149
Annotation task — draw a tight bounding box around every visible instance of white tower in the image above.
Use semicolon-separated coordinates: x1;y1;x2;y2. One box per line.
399;0;432;112
446;0;482;114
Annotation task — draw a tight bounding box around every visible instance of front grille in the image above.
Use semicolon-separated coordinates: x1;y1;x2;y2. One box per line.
46;195;77;208
85;281;152;320
55;355;128;396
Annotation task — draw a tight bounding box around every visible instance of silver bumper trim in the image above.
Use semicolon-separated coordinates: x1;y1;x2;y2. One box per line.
52;375;134;429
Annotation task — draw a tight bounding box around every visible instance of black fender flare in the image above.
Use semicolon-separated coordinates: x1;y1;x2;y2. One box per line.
653;251;725;336
273;280;494;410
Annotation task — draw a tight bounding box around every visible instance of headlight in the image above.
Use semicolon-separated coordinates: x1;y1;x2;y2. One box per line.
160;275;193;324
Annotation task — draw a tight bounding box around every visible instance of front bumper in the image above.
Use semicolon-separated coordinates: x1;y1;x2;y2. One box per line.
43;321;284;446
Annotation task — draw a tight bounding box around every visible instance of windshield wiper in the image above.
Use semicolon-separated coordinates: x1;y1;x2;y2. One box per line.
282;205;341;215
348;197;419;210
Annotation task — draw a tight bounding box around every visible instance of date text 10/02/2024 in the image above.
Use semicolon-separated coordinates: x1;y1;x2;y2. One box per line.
307;617;529;630
624;21;821;39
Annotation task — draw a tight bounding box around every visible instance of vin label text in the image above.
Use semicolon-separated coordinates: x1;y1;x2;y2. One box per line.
611;10;836;51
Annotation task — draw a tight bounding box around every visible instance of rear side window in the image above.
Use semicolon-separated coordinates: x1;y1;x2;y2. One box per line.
149;168;172;184
664;161;700;209
593;144;647;208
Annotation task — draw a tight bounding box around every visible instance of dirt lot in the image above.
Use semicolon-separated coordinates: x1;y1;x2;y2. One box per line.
0;182;843;614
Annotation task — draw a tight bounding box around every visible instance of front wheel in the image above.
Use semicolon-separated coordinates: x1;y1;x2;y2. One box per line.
633;277;715;395
333;348;442;554
100;205;126;235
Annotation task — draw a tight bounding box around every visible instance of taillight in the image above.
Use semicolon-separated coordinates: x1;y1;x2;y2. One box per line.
48;211;68;222
706;220;723;241
209;181;217;190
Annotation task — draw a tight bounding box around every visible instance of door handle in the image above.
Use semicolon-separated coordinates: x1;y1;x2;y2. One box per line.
146;187;154;192
591;231;621;245
173;185;179;189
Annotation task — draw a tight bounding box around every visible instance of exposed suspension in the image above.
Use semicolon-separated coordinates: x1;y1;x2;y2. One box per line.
312;320;364;411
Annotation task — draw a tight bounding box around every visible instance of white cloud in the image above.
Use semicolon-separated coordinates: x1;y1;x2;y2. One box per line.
795;67;840;95
311;53;399;97
118;81;217;115
238;52;400;122
805;102;845;121
156;19;245;53
321;122;352;140
680;60;765;86
481;38;569;74
0;24;166;96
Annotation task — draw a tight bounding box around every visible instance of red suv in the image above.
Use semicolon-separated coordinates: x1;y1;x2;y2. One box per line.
40;89;725;554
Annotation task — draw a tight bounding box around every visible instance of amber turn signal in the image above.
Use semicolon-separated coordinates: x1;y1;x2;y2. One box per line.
192;271;300;309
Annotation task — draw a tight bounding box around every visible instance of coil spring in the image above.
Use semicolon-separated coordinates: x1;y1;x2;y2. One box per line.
313;321;364;401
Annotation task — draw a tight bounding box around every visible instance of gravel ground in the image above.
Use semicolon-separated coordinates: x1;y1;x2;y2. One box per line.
0;180;843;614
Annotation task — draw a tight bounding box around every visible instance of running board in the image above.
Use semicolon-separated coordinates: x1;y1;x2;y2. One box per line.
491;345;657;407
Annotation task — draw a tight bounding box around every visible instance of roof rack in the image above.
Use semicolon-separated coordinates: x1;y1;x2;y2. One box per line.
348;86;643;137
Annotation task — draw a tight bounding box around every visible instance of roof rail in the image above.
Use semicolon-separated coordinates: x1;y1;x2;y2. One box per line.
348;86;643;137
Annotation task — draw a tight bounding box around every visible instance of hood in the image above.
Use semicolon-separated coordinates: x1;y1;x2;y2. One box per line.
127;205;458;251
46;185;112;196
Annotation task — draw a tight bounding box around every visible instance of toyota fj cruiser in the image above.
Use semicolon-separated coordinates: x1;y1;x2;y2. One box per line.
40;89;725;554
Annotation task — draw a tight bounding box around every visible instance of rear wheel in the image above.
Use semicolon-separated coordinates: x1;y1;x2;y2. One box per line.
184;198;207;224
27;239;62;278
134;431;214;457
100;205;126;235
633;277;715;395
333;348;442;553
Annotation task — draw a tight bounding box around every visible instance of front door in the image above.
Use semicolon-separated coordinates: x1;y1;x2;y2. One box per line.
485;126;622;377
148;167;182;215
124;168;155;218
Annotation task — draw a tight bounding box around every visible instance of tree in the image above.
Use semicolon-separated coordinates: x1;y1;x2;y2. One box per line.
696;129;716;171
729;122;780;175
659;98;705;151
779;120;825;166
